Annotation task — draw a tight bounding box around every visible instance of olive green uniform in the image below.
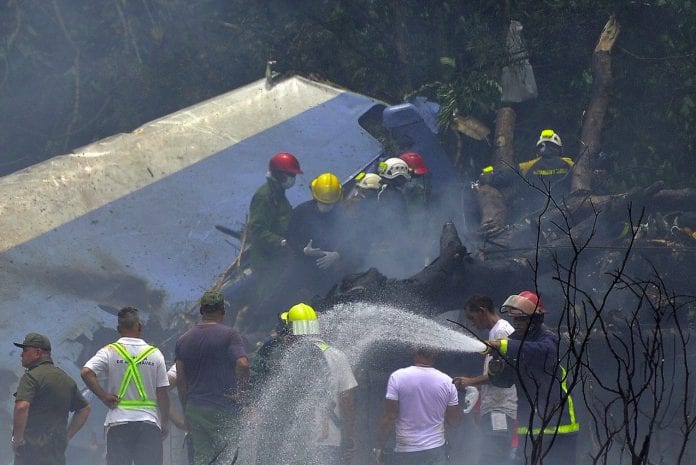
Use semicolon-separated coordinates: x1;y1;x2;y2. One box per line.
14;358;89;465
248;177;292;298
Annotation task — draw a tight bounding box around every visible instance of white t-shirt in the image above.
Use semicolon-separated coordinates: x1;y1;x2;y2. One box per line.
84;337;169;429
312;341;358;447
386;365;459;452
480;318;517;418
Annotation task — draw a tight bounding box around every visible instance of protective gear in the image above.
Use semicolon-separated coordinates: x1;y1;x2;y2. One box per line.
310;173;342;204
280;175;296;189
399;152;429;175
269;152;303;175
500;290;545;317
303;239;325;258
461;386;479;414
377;158;411;180
280;302;320;335
536;129;562;148
355;172;382;190
316;251;340;269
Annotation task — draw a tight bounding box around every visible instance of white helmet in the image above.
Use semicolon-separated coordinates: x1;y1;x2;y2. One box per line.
378;158;411;180
355;172;382;190
537;129;562;148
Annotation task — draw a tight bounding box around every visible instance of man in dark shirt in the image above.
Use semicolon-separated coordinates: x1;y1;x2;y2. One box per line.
12;332;91;465
175;291;250;465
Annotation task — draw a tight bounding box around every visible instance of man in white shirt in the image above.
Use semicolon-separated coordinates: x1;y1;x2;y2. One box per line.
453;294;517;465
81;307;170;465
375;346;461;465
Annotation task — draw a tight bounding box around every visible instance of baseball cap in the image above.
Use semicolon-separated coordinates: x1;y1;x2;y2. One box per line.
14;332;52;351
200;290;224;308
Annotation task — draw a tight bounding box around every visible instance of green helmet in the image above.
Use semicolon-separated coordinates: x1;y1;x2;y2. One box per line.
280;302;320;335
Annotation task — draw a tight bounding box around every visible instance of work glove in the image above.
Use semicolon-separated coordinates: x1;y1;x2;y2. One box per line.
316;251;340;269
303;239;325;258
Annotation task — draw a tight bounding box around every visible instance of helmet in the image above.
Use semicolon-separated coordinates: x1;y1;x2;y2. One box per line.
378;158;411;180
399;152;429;175
280;302;320;335
269;152;303;175
310;173;342;204
536;129;562;148
500;291;545;317
355;172;382;190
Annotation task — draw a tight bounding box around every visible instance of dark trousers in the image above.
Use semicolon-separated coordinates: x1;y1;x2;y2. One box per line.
478;413;514;465
391;445;448;465
106;421;163;465
515;432;578;465
14;441;67;465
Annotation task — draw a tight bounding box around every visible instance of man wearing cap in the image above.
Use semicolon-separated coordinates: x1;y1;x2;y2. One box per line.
81;307;170;465
485;291;579;465
175;290;250;465
12;332;91;465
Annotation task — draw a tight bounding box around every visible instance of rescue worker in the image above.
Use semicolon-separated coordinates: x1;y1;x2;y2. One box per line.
345;172;382;211
248;152;303;300
285;172;356;296
399;151;431;208
253;303;358;465
81;307;170;465
480;129;574;193
376;157;411;206
485;291;579;465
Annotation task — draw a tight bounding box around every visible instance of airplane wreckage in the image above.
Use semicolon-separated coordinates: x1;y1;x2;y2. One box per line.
2;68;696;462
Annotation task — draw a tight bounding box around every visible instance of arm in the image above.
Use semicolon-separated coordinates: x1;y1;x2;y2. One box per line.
445;404;463;427
375;399;398;465
80;367;119;409
175;360;188;409
66;404;91;441
12;400;30;449
235;356;250;398
156;386;170;438
452;374;488;389
339;388;356;453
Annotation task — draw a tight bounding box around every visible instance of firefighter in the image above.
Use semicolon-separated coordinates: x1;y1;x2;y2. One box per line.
485;291;579;465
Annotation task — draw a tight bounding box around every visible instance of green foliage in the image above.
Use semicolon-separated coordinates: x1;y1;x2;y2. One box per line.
0;0;694;190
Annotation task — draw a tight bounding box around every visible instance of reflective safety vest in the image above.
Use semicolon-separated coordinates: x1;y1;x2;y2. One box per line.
109;342;159;410
518;366;580;435
518;156;575;177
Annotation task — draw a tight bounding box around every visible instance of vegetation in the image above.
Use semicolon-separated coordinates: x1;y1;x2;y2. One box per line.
1;1;694;187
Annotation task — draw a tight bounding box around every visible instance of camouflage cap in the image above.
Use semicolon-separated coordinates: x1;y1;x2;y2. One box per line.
14;332;52;351
200;290;224;308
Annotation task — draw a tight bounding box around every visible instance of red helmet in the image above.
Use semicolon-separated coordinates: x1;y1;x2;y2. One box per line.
501;291;545;316
399;152;429;175
269;152;303;175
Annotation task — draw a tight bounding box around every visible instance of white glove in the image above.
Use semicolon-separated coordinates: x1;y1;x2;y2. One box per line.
316;251;340;269
303;239;325;258
461;386;479;414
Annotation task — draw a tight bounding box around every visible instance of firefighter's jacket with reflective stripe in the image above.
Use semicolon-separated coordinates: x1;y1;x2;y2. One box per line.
500;327;579;436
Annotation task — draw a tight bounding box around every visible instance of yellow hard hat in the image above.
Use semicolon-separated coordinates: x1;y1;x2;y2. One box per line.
537;129;562;147
310;173;342;204
280;303;320;335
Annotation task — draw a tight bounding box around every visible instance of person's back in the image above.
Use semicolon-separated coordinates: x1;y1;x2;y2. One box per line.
376;347;460;465
175;321;246;411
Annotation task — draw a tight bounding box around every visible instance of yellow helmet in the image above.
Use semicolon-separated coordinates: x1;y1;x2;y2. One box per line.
310;173;342;204
537;129;562;148
280;302;320;335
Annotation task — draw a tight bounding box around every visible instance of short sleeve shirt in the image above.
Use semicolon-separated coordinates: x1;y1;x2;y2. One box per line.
83;337;169;428
386;365;458;452
480;319;517;417
175;322;247;411
15;360;88;447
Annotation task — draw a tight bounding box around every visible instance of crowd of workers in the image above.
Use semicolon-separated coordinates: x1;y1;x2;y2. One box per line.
11;130;582;465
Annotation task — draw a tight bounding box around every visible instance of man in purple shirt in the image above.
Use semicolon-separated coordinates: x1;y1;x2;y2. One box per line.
375;346;462;465
175;290;249;465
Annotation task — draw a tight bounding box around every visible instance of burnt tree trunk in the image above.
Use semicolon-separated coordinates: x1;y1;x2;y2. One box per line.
571;15;621;195
477;106;517;233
